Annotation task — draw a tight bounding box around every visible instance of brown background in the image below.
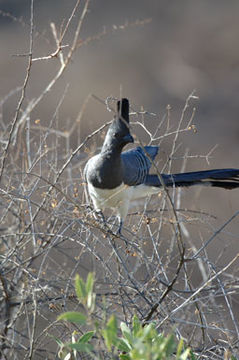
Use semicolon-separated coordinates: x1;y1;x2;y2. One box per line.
1;0;238;257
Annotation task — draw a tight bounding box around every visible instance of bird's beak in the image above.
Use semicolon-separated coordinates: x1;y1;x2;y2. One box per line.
123;134;134;143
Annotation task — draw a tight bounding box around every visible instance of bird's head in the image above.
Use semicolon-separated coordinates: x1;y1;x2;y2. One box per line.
102;98;134;153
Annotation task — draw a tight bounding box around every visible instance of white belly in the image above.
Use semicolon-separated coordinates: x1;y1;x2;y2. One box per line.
88;182;129;211
87;182;160;221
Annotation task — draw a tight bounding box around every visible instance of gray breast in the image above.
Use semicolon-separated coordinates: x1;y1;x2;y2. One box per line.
85;153;123;189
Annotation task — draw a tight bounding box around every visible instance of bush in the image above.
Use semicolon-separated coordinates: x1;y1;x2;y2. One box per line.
56;273;197;360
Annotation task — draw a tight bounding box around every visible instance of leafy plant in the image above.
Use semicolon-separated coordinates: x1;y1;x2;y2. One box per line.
56;273;197;359
101;314;195;360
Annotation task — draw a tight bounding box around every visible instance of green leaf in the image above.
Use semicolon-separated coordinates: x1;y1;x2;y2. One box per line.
119;354;131;360
75;274;87;301
107;315;118;336
68;342;93;352
132;315;141;337
78;331;95;343
162;334;176;357
57;347;71;360
102;315;118;352
176;338;184;358
120;322;133;344
115;338;131;352
86;272;94;294
141;322;155;341
57;311;86;324
87;292;96;311
179;348;191;360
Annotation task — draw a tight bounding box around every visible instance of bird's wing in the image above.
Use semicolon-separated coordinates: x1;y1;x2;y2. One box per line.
121;146;159;185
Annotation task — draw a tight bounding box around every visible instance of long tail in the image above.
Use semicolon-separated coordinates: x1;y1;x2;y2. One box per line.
145;169;239;189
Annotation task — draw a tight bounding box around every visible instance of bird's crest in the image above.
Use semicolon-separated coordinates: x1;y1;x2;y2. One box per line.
113;98;130;135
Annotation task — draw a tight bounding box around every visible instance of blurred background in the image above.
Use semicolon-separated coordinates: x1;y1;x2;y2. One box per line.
1;1;239;157
0;0;239;251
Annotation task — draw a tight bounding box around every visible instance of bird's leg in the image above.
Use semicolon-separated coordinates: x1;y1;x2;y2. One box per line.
116;218;129;247
93;209;106;224
110;216;122;234
117;219;123;235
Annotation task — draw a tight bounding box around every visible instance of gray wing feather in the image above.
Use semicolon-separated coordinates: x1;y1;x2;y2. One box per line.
121;146;159;185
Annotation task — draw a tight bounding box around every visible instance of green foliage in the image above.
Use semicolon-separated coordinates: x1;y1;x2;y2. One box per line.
56;273;200;360
103;315;192;360
75;272;95;311
101;315;118;352
58;311;86;324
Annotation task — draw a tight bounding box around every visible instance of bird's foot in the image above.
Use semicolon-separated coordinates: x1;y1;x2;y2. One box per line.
93;210;106;224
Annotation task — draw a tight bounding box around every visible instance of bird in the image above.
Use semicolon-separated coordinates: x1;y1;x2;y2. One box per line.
84;98;239;234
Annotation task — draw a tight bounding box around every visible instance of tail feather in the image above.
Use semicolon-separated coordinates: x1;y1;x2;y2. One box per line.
145;169;239;190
